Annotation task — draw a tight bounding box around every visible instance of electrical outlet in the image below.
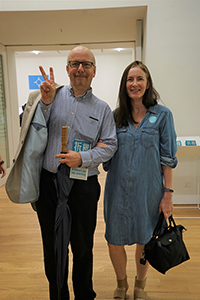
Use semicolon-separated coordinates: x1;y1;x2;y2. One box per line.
184;181;191;188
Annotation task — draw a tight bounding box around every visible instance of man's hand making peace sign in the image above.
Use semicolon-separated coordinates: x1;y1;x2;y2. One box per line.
39;66;56;105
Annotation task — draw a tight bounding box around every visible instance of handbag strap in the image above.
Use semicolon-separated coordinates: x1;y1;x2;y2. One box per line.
152;212;177;237
152;212;165;237
168;214;177;227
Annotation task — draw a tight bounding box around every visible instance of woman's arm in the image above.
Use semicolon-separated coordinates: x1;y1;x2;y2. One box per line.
159;165;173;219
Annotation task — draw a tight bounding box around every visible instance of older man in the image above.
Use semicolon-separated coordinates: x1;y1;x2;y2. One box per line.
16;46;117;300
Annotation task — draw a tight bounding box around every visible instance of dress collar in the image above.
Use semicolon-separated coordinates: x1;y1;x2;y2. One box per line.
147;103;158;114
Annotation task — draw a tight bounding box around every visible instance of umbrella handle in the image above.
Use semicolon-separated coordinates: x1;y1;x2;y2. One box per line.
61;126;67;153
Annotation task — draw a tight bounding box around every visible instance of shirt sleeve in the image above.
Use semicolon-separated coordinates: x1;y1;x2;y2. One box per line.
160;110;178;168
39;100;52;124
79;105;117;168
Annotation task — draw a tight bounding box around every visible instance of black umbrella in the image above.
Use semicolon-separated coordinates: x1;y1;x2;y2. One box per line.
54;126;74;299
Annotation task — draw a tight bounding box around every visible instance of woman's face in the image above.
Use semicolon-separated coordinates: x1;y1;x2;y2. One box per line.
126;66;149;102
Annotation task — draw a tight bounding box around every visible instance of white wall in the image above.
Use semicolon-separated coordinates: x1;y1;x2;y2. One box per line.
144;0;200;137
142;0;200;205
3;0;200;205
4;0;200;137
173;157;199;205
15;50;133;111
0;0;147;11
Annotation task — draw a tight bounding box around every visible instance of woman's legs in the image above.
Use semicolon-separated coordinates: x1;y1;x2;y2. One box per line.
108;243;149;299
134;244;149;300
108;243;149;280
135;244;149;281
108;243;127;280
107;243;128;299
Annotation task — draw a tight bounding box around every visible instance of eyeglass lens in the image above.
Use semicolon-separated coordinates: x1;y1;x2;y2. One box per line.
68;61;94;69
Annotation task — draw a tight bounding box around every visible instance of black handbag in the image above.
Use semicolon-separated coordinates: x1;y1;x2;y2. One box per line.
140;212;190;274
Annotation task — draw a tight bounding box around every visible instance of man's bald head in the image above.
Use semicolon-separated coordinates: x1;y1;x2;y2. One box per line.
67;46;96;65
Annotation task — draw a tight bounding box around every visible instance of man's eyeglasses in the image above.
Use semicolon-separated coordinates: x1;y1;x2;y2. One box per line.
68;61;95;69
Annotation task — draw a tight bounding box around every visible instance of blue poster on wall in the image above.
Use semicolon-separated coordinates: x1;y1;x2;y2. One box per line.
28;75;49;90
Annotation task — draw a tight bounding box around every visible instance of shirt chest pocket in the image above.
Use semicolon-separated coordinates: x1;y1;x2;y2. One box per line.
74;117;100;144
116;127;127;146
140;127;158;149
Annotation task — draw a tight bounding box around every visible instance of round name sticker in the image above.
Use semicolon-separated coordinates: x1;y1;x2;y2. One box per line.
149;116;157;123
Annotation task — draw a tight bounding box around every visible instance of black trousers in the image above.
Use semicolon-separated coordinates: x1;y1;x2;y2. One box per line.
36;168;101;300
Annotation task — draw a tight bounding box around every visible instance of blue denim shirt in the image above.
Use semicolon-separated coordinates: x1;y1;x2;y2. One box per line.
104;104;177;246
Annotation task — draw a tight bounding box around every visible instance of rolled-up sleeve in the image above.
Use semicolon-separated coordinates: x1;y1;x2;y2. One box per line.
160;110;178;168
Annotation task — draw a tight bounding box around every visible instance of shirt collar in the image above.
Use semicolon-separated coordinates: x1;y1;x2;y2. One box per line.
68;84;93;99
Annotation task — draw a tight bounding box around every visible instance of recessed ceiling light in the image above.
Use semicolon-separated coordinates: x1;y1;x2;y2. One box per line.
32;51;40;55
115;48;123;52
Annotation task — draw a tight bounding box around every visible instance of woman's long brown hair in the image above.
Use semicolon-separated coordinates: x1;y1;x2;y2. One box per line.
114;61;160;127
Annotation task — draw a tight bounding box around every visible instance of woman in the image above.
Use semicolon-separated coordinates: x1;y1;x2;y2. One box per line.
104;61;177;300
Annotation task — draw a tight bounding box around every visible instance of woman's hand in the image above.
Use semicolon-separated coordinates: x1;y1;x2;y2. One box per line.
159;192;173;219
93;140;108;148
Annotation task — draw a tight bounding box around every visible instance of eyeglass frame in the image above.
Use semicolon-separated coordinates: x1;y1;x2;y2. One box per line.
68;61;95;69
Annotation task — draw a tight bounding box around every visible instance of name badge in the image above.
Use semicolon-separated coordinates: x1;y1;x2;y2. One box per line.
69;140;91;181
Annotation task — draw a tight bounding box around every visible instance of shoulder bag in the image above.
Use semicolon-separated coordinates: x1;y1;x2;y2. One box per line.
140;212;190;274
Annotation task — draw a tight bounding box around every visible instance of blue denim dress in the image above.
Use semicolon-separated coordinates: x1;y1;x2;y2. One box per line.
104;104;177;246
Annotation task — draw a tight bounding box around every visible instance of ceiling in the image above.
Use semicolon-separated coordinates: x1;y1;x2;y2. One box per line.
14;48;133;58
0;6;146;51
